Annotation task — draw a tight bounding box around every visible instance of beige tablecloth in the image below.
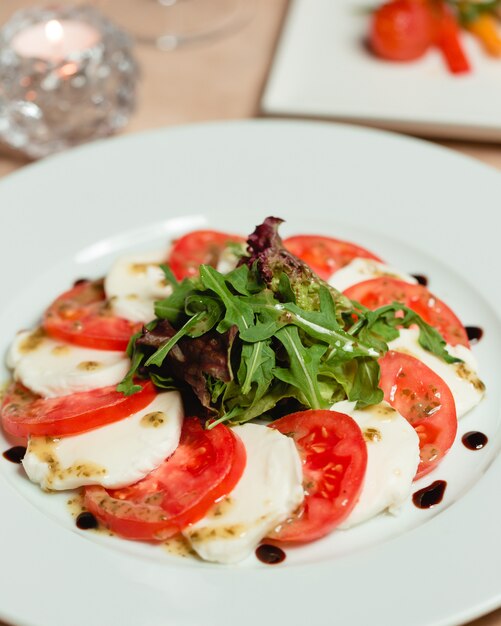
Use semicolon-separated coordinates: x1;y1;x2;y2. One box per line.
0;1;500;625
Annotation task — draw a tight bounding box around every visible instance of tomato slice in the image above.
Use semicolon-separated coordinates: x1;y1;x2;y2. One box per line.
379;351;457;479
168;230;245;280
43;279;140;351
84;418;246;541
0;380;156;438
344;277;469;347
268;410;367;543
283;235;382;280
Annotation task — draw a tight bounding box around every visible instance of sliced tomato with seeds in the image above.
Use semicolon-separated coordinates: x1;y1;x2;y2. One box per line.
84;418;246;541
283;235;382;280
0;380;156;438
268;409;367;543
43;279;140;352
344;277;469;347
379;350;457;479
168;230;245;280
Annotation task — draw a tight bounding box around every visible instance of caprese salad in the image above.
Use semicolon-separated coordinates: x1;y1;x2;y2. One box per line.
0;217;485;565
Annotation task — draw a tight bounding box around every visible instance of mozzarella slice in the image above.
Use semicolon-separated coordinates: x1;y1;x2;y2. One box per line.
104;249;172;323
22;391;183;491
183;423;304;564
332;400;420;529
6;329;130;398
388;327;485;418
328;258;417;292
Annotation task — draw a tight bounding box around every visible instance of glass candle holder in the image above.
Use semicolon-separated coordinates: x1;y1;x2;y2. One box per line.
0;5;139;159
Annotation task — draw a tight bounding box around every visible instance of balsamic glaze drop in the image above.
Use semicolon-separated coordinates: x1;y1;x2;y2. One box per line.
3;446;27;464
255;544;286;565
76;512;98;530
462;431;488;450
413;480;447;509
412;274;428;287
465;326;484;344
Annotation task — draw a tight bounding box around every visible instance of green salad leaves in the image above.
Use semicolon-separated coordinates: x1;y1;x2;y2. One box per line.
118;217;459;427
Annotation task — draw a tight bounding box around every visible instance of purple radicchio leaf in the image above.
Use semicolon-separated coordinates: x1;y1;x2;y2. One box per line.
244;216;350;313
137;320;236;409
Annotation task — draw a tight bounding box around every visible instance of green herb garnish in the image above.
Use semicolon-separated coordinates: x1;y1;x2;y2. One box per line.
118;217;459;427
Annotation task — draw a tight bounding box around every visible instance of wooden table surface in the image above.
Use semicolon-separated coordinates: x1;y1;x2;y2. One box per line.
0;1;500;625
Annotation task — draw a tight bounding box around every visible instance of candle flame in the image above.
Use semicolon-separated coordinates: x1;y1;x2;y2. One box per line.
45;20;64;44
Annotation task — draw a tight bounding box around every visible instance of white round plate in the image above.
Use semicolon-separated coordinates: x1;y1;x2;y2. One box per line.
0;120;500;626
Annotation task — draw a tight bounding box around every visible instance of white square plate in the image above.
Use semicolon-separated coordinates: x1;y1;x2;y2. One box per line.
262;0;501;140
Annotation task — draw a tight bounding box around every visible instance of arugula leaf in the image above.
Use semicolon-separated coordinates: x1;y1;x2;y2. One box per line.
240;315;284;342
209;380;293;428
199;265;254;333
238;340;275;397
274;326;327;409
223;264;262;296
281;303;376;357
276;272;296;303
149;294;225;367
413;317;460;364
347;357;384;407
149;371;177;390
159;263;179;287
206;376;227;404
145;312;207;367
357;303;461;364
184;294;224;333
154;277;198;322
116;348;146;396
318;350;378;407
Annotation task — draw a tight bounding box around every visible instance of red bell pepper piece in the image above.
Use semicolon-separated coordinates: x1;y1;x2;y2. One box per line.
435;3;471;74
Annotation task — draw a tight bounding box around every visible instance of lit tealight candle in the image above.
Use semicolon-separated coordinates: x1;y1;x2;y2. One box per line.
0;5;138;158
12;18;100;62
